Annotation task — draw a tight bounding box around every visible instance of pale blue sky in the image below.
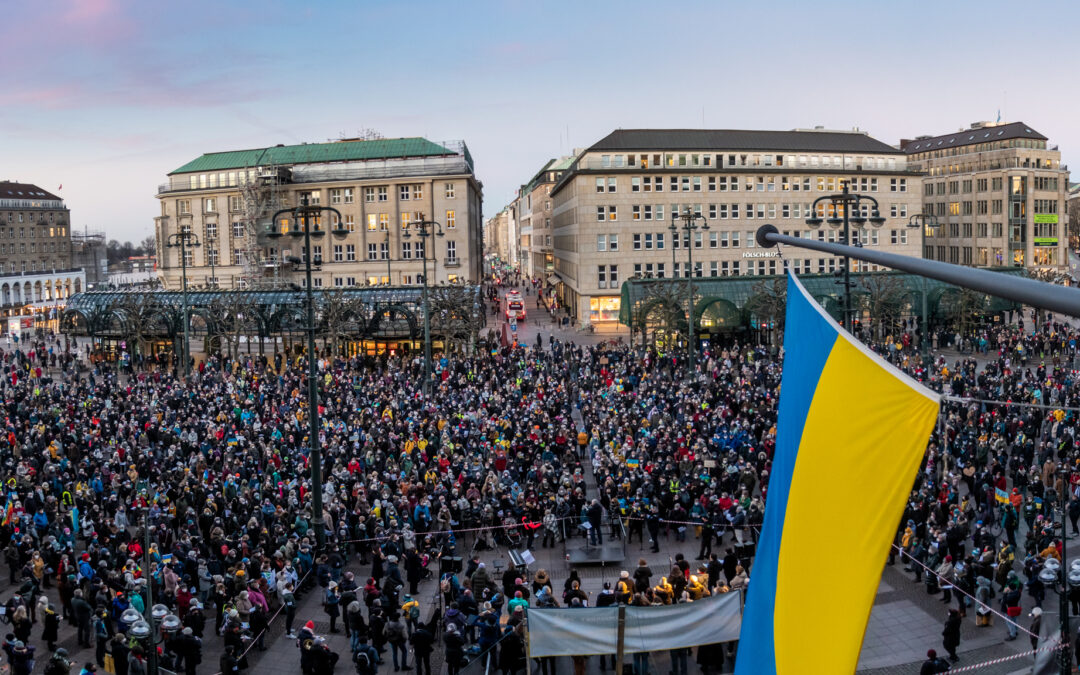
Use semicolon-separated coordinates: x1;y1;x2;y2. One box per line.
1;0;1076;242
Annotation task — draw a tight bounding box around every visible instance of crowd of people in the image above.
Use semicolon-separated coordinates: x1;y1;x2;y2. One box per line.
0;293;1077;673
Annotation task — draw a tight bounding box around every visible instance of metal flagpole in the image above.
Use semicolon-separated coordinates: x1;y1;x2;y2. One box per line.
755;224;1080;318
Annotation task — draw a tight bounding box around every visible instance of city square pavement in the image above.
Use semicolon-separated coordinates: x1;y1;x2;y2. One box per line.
14;295;1050;674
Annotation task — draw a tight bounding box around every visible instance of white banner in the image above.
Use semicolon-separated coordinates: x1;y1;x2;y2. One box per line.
527;592;742;657
527;606;616;657
624;592;742;654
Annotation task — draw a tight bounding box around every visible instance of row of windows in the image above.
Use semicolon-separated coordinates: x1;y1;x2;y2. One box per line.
926;223;1006;239
0;242;65;254
931;201;1005;217
907;138;1049;162
925;245;1006;266
204;273;461;290
927;177;1007;195
194;240;457;266
615;257;889;284
594;152;900;171
595;175;907;194
596;202;907;222
601;227;910;253
198;211;459;243
175;183;459;216
185;171;461;199
2;212;64;224
0;226;68;239
0;261;63;274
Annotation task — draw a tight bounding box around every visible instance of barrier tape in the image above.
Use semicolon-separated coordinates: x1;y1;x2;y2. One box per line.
891;546;1039;639
207;567;314;675
945;641;1064;673
336;513;750;547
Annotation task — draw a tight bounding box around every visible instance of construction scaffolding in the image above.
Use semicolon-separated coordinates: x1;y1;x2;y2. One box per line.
238;150;290;289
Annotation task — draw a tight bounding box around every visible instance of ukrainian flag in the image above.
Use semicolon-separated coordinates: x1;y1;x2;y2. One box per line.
736;273;940;675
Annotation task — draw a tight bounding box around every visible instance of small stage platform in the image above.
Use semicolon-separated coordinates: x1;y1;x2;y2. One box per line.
567;541;626;565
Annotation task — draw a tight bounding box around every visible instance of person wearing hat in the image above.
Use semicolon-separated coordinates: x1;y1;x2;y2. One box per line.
1029;606;1043;651
219;644;241;675
324;580;341;633
43;648;71;675
171;626;202;675
402;594;420;636
93;611;110;668
8;640;35;675
443;622;465;675
409;617;435;675
920;649;950;674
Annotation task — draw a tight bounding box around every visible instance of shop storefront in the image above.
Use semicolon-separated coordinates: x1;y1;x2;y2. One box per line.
589;296;621;324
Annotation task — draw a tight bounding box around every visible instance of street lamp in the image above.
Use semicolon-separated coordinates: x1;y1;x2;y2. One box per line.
907;213;939;356
384;228;393;285
164;230;201;377
669;207;708;378
1038;464;1075;674
804;181;885;331
266;197;348;551
206;236;217;288
402;216;444;397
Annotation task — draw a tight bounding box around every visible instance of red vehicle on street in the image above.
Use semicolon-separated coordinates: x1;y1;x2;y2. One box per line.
504;291;526;320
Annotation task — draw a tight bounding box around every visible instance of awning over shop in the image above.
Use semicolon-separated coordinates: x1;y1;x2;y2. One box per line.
546;274;560;285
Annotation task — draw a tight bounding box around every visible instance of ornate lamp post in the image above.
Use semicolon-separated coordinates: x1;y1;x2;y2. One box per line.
907;213;939;356
402;216;444;397
668;207;708;378
164;230;201;377
266;197;348;550
804;181;886;330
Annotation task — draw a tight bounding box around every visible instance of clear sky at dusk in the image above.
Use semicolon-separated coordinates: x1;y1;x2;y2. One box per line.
2;0;1076;242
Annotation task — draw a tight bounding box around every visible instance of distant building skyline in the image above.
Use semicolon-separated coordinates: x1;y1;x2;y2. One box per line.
1;0;1075;242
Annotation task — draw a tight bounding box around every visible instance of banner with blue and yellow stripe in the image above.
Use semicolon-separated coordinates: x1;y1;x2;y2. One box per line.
736;272;940;675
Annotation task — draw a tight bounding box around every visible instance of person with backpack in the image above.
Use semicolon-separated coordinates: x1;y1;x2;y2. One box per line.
385;612;410;671
93;610;110;668
401;595;420;636
409;618;435;675
325;582;342;634
352;638;379;675
282;582;298;638
43;649;71;675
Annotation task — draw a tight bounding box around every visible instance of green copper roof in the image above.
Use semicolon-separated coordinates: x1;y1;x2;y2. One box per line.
169;138;457;175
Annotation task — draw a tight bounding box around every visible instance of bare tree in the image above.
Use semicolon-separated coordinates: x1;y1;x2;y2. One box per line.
430;286;483;353
208;294;252;358
110;295;162;359
940;287;987;339
860;274;907;341
320;289;362;356
745;277;787;344
637;280;689;347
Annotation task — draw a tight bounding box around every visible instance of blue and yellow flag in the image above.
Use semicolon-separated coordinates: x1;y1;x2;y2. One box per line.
737;273;940;675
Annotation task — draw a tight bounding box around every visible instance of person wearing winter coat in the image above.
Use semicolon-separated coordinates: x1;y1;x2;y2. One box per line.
942;609;961;662
41;603;60;651
385;612;410;671
974;576;993;626
409;619;435;675
444;623;465;675
936;556;955;603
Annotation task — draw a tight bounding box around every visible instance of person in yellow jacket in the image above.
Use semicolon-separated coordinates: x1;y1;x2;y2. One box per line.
653;577;674;605
686;575;710;600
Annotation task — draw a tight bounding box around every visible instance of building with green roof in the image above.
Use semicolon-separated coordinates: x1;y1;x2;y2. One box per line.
155;136;483;292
